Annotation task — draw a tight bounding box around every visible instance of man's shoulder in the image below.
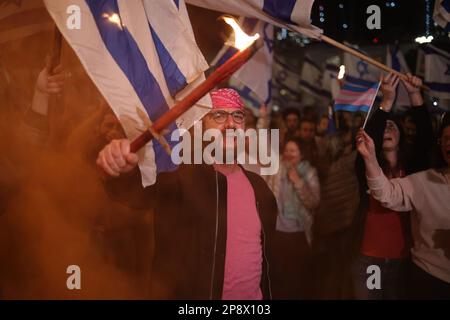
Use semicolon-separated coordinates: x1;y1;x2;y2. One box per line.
241;168;275;199
241;167;266;185
175;163;216;177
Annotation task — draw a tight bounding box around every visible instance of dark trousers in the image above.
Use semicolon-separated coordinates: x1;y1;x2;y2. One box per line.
271;231;312;299
408;262;450;300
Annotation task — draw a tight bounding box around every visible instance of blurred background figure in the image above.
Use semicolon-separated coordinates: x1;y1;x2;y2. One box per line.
316;115;329;138
266;138;320;299
282;107;301;143
298;118;319;167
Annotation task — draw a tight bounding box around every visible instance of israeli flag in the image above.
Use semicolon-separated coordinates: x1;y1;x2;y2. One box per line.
344;43;381;85
424;45;450;99
44;0;211;186
433;0;450;31
386;45;412;108
186;0;322;39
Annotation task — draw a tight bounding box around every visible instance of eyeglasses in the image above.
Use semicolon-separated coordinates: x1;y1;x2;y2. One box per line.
208;110;245;124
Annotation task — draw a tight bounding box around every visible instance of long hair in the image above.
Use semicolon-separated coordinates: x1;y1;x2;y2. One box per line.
432;112;450;170
377;115;407;177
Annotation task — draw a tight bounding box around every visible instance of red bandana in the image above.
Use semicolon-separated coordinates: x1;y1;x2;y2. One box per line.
210;88;245;110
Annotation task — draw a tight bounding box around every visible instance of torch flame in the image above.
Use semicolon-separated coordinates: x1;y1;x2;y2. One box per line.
223;17;260;51
103;13;123;29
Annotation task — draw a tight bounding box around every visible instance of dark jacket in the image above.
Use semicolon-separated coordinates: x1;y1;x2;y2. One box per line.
351;105;434;256
106;164;278;299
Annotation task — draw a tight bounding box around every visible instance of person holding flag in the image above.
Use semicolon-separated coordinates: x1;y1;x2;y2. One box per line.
351;72;433;300
356;112;450;299
97;88;279;300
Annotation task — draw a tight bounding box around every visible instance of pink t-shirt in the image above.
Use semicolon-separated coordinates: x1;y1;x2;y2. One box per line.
215;166;263;300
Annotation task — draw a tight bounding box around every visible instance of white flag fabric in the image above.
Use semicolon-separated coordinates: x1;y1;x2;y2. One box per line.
228;77;263;111
233;20;274;105
44;0;211;186
322;61;340;100
424;44;450;99
186;0;322;39
386;45;412;108
433;0;450;31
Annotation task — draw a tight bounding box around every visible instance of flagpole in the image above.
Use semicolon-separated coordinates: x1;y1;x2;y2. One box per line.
362;81;381;129
49;27;62;74
320;35;429;90
273;17;430;90
46;26;64;148
129;41;261;153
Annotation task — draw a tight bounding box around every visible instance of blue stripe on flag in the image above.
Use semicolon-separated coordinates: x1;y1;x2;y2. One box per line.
215;47;238;67
424;82;450;92
423;45;450;60
263;22;275;53
326;114;336;134
334;104;370;112
390;47;401;71
273;79;300;97
85;0;177;173
341;84;373;93
265;80;272;104
149;26;187;98
389;46;402;106
263;0;297;25
274;56;298;73
299;80;330;98
346;75;379;89
230;85;260;108
241;86;260;107
304;56;321;71
445;22;450;32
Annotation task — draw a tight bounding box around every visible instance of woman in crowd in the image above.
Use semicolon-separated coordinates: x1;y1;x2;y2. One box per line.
356;112;450;299
266;137;320;299
351;73;433;299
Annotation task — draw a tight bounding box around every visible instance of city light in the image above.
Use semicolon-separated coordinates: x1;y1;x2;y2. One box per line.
415;35;434;44
338;65;346;79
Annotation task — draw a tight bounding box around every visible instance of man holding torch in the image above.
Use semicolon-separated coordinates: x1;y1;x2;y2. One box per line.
97;88;279;300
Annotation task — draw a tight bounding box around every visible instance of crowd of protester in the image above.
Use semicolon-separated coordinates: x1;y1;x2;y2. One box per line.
265;73;450;299
0;41;449;299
